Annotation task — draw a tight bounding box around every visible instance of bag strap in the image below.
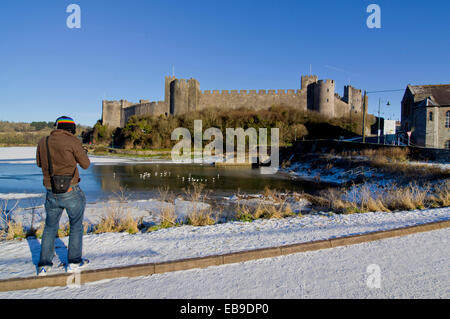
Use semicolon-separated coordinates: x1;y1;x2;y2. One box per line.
46;136;77;178
45;136;54;177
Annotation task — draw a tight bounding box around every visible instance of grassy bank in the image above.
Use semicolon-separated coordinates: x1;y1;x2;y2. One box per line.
92;105;376;150
87;146;173;159
0;121;91;146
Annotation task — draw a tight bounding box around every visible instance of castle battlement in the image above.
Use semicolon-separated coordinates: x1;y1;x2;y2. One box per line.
318;79;335;85
101;74;366;128
200;88;302;96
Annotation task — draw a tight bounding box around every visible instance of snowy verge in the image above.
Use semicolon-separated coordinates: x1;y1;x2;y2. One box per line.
0;206;448;280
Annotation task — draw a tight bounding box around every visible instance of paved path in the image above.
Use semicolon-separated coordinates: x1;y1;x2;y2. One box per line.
2;228;448;299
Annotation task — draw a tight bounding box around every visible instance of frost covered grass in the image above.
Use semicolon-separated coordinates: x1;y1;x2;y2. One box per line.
235;187;295;222
147;205;178;232
183;184;216;226
340;148;450;181
286;148;450;187
93;197;141;235
0;200;26;240
342;147;411;163
94;211;141;235
302;180;450;214
93;186;143;235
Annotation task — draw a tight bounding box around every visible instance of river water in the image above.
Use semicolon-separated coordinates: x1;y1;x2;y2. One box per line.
0;157;316;208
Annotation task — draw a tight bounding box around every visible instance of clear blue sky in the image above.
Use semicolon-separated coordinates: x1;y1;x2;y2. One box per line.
1;0;449;126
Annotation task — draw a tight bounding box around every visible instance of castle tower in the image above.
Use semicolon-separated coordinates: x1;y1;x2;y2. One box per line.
187;78;200;112
314;80;335;117
301;75;318;111
301;75;318;90
102;100;123;128
170;79;188;116
344;85;363;113
165;76;176;106
169;78;200;116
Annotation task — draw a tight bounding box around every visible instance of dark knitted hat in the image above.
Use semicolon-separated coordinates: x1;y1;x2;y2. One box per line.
55;116;76;134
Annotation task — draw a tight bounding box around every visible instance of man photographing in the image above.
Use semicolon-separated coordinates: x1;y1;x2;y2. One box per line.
35;116;90;276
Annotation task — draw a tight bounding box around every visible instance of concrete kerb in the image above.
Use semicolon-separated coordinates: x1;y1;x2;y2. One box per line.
0;219;448;292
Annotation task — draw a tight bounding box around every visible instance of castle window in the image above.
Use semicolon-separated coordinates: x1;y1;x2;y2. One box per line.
429;111;433;121
327;99;329;102
446;111;450;128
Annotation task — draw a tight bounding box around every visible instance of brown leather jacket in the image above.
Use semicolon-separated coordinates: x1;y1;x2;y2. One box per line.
36;129;91;189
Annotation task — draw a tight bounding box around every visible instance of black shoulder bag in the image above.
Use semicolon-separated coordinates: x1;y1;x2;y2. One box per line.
46;136;75;194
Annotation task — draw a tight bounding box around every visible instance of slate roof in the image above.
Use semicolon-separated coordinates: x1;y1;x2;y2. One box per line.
408;84;450;106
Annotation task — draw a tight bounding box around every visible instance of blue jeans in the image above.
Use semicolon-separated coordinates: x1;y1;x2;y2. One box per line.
38;185;86;267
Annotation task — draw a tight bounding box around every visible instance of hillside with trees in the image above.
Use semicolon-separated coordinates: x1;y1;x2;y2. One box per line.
92;105;376;150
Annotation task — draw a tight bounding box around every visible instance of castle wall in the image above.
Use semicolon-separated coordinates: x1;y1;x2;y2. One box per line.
101;75;366;129
121;101;169;123
198;89;308;112
344;86;363;113
334;97;351;118
102;101;122;128
102;100;134;128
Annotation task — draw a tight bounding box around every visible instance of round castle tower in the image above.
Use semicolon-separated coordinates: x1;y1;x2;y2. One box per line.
170;78;200;116
315;79;335;117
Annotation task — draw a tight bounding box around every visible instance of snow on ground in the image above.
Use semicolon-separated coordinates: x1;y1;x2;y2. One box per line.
285;156;449;186
0;146;221;165
285;161;384;185
1;227;448;299
0;147;37;160
0;207;448;280
408;161;450;170
0;193;44;200
0;146;146;165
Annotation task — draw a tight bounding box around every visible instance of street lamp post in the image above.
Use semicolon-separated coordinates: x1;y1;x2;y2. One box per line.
377;99;391;144
361;89;401;144
362;91;367;143
350;104;354;133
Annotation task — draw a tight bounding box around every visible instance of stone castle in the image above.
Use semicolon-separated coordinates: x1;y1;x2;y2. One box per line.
102;75;368;128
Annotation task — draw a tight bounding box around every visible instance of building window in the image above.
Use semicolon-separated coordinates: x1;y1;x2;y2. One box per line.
446;111;450;128
429;111;433;121
446;140;450;149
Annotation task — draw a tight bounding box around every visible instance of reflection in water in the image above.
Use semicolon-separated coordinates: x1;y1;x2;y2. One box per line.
92;163;310;198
